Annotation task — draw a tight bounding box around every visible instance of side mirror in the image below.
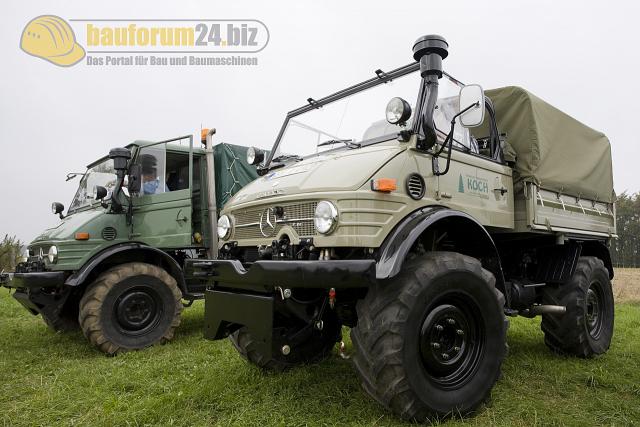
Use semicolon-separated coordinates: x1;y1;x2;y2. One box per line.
128;164;142;194
459;84;485;128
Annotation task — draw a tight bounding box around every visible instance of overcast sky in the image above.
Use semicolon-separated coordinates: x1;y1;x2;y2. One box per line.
1;0;639;244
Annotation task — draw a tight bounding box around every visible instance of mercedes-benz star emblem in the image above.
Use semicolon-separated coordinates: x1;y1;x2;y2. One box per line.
259;208;277;237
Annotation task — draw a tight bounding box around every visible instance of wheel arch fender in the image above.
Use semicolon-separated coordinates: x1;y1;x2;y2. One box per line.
376;206;506;293
579;240;614;279
65;243;186;293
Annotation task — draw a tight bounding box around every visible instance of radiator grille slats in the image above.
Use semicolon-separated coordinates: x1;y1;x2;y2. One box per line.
232;202;317;240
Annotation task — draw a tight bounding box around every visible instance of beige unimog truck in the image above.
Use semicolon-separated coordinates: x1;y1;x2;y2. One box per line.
186;35;616;421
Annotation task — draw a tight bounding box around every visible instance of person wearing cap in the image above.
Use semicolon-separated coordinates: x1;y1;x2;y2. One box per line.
139;154;161;195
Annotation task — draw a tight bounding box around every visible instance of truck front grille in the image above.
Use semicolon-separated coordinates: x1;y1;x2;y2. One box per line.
232;202;318;240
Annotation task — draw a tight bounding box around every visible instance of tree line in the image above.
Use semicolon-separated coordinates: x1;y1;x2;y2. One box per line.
612;192;640;268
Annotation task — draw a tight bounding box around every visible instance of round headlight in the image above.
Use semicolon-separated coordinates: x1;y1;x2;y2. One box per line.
314;201;338;234
385;97;412;125
47;245;58;264
246;147;264;165
19;248;30;264
217;215;231;240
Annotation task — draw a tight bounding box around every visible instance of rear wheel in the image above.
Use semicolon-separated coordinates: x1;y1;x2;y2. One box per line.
351;252;508;422
230;301;341;371
541;256;614;357
79;262;182;355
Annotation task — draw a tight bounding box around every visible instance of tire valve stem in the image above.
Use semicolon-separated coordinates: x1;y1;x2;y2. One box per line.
329;288;336;309
281;345;291;356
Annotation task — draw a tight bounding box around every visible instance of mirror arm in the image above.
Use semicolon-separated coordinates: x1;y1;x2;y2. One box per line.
431;101;480;176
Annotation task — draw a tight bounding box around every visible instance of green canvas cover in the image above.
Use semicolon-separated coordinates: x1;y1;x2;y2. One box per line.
213;143;263;209
482;86;614;203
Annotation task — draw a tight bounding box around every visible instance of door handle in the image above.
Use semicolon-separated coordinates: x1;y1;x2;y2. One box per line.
493;187;508;196
176;209;189;223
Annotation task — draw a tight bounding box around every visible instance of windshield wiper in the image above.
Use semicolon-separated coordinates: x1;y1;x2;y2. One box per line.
272;154;303;163
317;138;360;149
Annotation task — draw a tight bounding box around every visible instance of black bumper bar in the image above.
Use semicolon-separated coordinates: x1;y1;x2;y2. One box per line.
1;271;65;289
187;259;377;292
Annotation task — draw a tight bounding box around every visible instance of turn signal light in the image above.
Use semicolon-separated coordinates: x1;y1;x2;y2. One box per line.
371;178;397;193
75;232;90;240
201;128;209;143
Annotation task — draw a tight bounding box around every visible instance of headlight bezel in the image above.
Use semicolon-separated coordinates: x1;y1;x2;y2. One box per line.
314;201;339;234
217;214;232;240
47;245;58;264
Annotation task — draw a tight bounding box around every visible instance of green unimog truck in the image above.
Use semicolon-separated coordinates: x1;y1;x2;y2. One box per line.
1;132;258;354
187;35;617;421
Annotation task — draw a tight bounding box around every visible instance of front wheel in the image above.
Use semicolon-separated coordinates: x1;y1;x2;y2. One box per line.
351;252;508;422
79;262;182;355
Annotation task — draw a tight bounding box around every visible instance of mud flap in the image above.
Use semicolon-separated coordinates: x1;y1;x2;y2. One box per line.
204;289;274;359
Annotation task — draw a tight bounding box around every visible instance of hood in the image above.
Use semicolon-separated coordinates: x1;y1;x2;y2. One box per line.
32;209;104;243
226;144;405;207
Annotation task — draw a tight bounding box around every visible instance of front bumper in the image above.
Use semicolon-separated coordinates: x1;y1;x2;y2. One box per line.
186;259;376;292
1;271;68;318
186;258;376;359
1;271;65;289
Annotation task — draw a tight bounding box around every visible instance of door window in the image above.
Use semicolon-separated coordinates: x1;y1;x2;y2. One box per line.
135;144;191;196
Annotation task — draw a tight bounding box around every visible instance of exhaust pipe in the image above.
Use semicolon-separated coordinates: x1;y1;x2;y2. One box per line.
204;128;218;259
520;304;567;318
412;34;448;150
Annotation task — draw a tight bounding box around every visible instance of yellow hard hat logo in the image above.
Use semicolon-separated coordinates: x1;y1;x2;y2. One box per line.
20;15;85;67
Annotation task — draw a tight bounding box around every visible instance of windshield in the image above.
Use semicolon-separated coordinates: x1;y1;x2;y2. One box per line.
268;66;470;166
68;158;117;213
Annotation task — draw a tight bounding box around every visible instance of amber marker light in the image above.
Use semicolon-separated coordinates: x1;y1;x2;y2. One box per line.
75;232;90;240
371;178;397;193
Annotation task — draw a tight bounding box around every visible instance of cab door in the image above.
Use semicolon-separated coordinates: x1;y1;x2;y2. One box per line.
131;141;194;248
436;150;514;229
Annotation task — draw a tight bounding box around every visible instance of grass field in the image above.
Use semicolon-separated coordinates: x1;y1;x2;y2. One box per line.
1;271;639;426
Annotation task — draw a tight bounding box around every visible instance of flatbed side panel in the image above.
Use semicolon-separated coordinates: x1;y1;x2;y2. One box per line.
517;183;615;236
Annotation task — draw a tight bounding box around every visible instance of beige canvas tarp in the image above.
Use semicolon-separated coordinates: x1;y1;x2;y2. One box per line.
481;86;614;203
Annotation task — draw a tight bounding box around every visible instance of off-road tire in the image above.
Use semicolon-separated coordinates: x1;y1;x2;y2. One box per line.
230;309;341;371
351;252;508;422
79;262;182;355
541;256;614;357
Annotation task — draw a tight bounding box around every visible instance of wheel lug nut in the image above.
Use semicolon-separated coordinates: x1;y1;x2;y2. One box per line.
453;346;461;352
447;318;455;325
435;325;444;332
441;353;450;360
456;329;464;336
431;342;441;349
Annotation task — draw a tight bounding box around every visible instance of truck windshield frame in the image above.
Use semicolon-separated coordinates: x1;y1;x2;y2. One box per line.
264;62;464;170
67;156;118;214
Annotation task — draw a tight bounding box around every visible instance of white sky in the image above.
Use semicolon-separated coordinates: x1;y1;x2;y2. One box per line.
1;0;639;244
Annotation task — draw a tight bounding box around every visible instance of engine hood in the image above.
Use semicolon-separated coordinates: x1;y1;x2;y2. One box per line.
32;209;104;243
226;144;405;207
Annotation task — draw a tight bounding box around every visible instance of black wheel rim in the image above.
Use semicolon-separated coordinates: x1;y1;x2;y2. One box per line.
114;286;163;336
586;281;604;339
419;295;484;389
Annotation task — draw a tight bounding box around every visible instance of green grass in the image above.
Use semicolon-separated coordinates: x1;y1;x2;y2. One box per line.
1;290;639;427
